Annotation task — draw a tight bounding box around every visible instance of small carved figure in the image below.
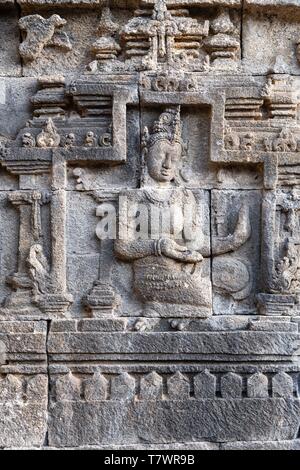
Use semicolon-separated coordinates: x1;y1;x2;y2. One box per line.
84;131;97;147
22;132;36;148
224;127;240;150
36;118;60;148
240;133;254;152
99;132;112;147
273;129;297;152
263;136;273;152
19;14;72;63
72;168;87;191
64;133;76;148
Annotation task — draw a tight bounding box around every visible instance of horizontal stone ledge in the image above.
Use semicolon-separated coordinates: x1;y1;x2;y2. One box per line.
3;334;47;354
0;364;48;374
47;353;299;362
16;0;141;9
141;0;242;7
221;439;300;450
2;0;300;13
0;320;47;334
48;363;300;374
244;0;300;11
14;0;300;10
4;440;300;450
49;316;298;333
47;331;300;356
14;0;243;9
4;442;220;450
6;353;47;363
0;321;47;357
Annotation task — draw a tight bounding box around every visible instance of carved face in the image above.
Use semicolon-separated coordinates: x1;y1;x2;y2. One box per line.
147;139;182;183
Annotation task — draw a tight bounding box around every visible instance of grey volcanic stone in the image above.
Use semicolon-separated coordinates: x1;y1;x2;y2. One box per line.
48;399;300;447
0;0;300;450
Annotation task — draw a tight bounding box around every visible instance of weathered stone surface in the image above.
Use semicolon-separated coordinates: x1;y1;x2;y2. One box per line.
111;372;136;401
48;399;300;447
247;372;269;398
168;372;190;400
1;0;300;450
194;370;217;398
221;439;300;450
0;373;48;447
272;371;294;397
221;372;243;398
0;6;21;77
47;330;300;358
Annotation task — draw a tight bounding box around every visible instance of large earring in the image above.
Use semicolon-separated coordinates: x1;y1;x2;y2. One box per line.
141;147;148;186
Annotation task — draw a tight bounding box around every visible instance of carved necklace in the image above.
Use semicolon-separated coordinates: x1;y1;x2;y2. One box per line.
144;189;180;207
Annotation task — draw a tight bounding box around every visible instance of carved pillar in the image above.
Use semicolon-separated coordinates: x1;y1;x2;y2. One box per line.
51;154;67;292
258;189;300;315
5;190;47;312
38;152;73;316
84;192;119;317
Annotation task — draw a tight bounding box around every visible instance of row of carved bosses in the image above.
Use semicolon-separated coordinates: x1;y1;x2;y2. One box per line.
1;370;295;403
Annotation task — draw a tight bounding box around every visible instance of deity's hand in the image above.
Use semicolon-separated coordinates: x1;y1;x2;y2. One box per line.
232;204;251;249
212;203;251;256
158;238;203;263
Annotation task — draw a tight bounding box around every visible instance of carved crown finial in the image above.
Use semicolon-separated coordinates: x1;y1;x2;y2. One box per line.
143;107;182;150
97;7;119;37
153;0;169;21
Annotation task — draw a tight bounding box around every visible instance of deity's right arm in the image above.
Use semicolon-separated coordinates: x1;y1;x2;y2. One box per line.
115;191;159;260
114;238;157;261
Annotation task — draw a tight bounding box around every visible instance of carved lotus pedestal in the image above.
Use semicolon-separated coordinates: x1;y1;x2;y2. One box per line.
33;293;73;316
84;281;119;317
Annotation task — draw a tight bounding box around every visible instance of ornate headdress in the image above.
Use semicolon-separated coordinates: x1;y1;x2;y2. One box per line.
142;106;182;150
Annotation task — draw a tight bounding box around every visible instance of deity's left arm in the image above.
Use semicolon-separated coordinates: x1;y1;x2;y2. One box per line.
212;204;251;256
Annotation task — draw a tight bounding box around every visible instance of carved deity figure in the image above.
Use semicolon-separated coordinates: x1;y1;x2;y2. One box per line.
115;107;251;317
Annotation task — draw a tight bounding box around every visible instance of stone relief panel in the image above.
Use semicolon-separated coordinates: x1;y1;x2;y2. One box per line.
0;0;300;450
